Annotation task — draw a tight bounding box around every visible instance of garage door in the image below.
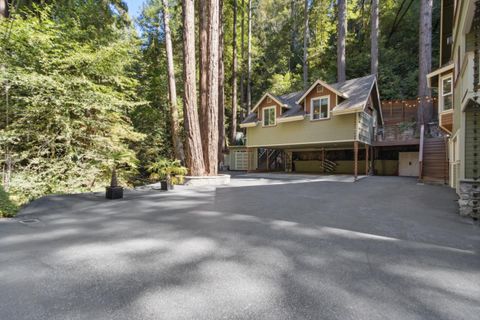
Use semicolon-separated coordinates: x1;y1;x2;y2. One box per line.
399;152;419;177
234;150;248;170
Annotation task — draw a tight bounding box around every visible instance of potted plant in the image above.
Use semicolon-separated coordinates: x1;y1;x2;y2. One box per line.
147;159;188;191
106;165;124;199
104;151;136;199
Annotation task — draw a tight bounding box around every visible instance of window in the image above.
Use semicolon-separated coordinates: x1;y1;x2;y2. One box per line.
311;96;329;120
441;75;453;111
263;106;276;126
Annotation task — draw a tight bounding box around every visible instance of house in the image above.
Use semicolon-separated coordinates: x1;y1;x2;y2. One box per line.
427;0;480;217
239;74;383;178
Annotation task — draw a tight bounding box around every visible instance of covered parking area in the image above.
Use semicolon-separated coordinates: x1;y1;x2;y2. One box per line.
244;141;374;180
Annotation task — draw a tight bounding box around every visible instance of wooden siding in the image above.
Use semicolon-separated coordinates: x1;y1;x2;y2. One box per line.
246;113;356;147
357;112;374;144
465;109;479;179
440;111;453;132
256;96;282;121
304;84;337;114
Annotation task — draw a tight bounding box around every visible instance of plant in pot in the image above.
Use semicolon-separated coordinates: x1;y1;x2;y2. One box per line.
147;159;188;191
105;151;136;199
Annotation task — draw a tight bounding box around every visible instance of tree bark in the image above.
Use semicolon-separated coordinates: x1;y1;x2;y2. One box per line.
337;0;347;83
182;0;205;176
199;0;209;147
0;0;8;18
290;0;297;73
203;0;220;175
418;0;433;127
231;0;238;144
218;0;225;165
162;0;185;163
240;0;246;121
247;0;252;112
370;0;379;76
303;0;309;89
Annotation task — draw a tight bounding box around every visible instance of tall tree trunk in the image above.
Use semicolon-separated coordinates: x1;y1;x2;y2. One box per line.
290;0;297;72
418;0;433;127
162;0;185;163
231;0;238;144
203;0;220;175
0;0;8;18
337;0;347;83
303;0;309;89
370;0;379;76
182;0;205;176
218;0;225;166
240;0;246;120
247;0;252;112
199;0;209;148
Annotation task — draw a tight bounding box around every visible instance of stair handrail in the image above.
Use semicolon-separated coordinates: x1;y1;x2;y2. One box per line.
419;124;425;180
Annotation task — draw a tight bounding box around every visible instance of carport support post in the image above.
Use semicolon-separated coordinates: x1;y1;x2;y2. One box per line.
365;145;369;175
354;141;358;180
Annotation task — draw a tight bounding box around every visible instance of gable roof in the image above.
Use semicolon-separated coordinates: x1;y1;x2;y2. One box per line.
330;74;377;114
241;74;379;125
295;79;348;104
251;93;288;112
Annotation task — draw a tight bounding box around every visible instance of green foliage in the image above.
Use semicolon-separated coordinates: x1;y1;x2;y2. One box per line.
269;72;302;95
0;5;144;204
147;159;188;185
0;185;18;218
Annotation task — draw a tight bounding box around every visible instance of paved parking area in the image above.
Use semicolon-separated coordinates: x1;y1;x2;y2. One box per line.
0;176;479;320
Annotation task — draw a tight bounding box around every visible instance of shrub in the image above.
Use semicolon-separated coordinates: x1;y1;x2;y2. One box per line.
147;159;188;185
0;185;18;218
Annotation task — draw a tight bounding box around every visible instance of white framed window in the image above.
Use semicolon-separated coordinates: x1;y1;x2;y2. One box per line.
440;74;453;112
262;106;276;127
310;96;330;120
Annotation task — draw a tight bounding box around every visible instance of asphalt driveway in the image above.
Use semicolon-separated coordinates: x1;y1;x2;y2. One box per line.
0;176;479;320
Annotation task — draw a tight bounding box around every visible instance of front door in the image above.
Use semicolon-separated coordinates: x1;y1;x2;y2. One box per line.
399;152;419;177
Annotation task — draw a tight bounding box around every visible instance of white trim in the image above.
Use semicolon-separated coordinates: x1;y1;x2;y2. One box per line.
239;122;258;128
251;93;287;113
262;106;276;127
276;115;305;123
296;79;348;104
427;64;454;88
439;74;453;112
310;95;330;120
331;107;363;115
246;139;356;148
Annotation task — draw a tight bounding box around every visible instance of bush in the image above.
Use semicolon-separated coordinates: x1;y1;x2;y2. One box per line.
147;159;188;185
0;185;18;218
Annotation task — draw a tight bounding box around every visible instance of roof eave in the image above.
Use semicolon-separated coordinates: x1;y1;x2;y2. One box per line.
295;79;348;105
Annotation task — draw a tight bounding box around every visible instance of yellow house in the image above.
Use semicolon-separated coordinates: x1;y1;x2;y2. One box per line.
427;0;479;217
240;75;383;178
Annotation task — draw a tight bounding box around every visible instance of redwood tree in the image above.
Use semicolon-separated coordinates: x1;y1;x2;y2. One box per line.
418;0;433;126
218;0;225;165
371;0;379;76
231;0;238;144
182;0;205;175
337;0;347;83
303;0;309;89
161;0;185;162
246;0;252;112
203;0;220;174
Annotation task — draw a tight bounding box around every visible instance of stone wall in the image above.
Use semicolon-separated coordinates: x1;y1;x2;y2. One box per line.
459;180;480;218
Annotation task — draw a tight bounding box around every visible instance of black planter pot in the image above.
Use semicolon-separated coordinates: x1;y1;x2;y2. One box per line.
106;186;124;199
160;181;174;191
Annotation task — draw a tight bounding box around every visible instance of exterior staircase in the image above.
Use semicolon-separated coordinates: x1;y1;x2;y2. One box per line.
422;137;449;184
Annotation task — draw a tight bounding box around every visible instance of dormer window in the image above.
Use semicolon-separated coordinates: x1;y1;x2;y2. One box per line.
311;96;329;120
441;75;453;111
263;106;276;126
